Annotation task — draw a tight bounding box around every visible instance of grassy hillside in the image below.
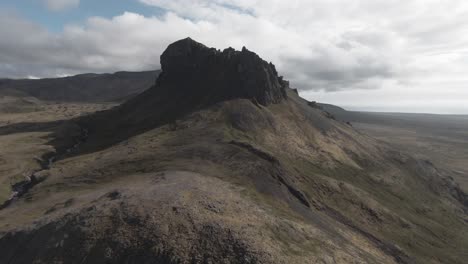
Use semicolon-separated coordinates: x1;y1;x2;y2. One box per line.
320;104;468;192
0;89;465;263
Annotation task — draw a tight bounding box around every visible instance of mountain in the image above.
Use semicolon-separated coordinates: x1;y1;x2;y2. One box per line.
0;38;466;264
0;95;43;113
0;70;160;103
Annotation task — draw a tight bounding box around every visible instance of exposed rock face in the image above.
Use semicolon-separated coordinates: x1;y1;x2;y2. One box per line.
157;37;288;106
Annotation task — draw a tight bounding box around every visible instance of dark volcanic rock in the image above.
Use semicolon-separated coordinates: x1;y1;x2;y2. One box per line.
157;37;288;106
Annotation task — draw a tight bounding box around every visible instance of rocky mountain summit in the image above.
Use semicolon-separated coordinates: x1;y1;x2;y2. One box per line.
158;38;288;106
79;38;293;150
0;38;466;264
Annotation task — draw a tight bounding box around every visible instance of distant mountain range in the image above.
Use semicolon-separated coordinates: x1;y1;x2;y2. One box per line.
0;70;160;103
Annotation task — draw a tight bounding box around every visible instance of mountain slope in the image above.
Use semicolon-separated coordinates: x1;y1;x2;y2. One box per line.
0;70;159;103
319;105;468;192
0;38;466;264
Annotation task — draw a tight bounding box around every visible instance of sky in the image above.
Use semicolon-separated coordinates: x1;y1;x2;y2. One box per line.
0;0;467;114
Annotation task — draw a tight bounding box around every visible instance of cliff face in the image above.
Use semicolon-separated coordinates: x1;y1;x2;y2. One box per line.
157;37;288;107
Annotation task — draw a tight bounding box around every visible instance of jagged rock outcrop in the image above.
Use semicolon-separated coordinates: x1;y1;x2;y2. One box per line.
156;37;288;106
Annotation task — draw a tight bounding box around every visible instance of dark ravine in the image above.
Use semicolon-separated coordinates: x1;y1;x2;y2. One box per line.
0;127;89;210
0;174;45;210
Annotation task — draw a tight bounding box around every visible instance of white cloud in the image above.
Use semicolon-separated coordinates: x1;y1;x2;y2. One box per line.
1;1;468;113
43;0;80;12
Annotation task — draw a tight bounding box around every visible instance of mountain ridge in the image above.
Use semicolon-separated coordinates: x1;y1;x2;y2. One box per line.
0;70;160;103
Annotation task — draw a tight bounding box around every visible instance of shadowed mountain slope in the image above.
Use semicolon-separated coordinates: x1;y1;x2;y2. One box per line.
0;38;466;264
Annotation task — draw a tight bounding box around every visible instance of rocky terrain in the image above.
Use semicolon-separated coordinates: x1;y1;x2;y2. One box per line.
0;38;466;264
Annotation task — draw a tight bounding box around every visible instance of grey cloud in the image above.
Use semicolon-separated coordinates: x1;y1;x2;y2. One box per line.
278;44;395;91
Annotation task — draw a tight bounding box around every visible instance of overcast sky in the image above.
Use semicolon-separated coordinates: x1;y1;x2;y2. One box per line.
1;0;467;114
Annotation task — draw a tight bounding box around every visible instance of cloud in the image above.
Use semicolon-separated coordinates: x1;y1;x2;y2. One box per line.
0;11;191;77
1;0;468;97
137;0;468;92
43;0;80;12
